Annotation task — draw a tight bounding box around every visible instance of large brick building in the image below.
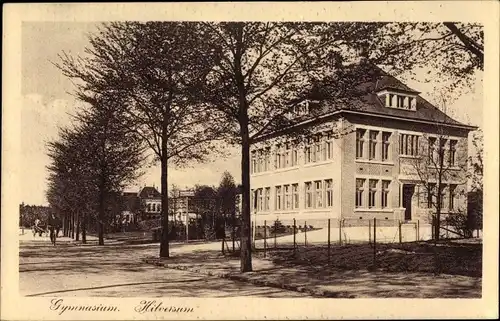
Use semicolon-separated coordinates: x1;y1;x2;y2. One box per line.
250;63;476;229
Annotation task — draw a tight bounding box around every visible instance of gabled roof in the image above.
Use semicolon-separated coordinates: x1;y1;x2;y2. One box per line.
301;62;475;129
138;186;161;199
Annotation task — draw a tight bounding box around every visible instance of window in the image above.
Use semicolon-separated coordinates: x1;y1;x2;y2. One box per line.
325;132;334;160
449;184;457;210
427;183;436;208
356;129;366;158
397;96;405;108
264;187;270;211
439;185;446;209
439;139;447;164
285;144;291;168
275;186;282;210
382;132;391;161
400;134;419;156
251;151;257;174
257;188;263;211
449;140;457;166
152;203;156;212
369;130;378;160
292;145;299;166
315;180;323;208
381;180;390;208
158;204;161;212
314;135;322;162
284;185;291;210
265;148;271;171
368;179;378;208
305;138;312;164
305;182;313;208
275;145;285;169
251;189;255;210
292;184;299;209
147;203;152;212
325;179;333;207
428;137;437;163
355;179;365;207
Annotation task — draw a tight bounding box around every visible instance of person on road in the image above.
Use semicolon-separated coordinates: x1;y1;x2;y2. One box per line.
33;218;43;237
47;213;58;245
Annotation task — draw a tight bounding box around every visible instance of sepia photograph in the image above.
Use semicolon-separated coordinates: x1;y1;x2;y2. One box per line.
2;2;498;320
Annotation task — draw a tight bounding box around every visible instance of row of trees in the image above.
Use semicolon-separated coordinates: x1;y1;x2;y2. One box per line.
52;22;483;272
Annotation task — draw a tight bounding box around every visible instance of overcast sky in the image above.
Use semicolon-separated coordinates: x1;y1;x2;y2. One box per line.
21;22;483;205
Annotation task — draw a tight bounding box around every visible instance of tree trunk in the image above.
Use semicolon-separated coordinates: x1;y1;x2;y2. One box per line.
239;126;253;272
63;213;68;237
159;144;170;258
98;190;105;246
75;212;80;241
71;212;75;239
82;213;87;244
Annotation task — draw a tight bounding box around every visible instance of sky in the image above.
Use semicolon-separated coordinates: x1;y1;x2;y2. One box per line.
20;22;483;206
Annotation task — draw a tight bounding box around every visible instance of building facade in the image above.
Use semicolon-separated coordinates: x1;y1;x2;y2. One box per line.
250;64;476;228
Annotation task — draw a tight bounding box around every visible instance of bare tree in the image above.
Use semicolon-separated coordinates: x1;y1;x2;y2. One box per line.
369;22;483;95
201;22;384;272
402;95;472;241
55;22;225;257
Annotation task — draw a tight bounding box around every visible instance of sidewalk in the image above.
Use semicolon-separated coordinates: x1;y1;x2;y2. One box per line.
143;251;481;298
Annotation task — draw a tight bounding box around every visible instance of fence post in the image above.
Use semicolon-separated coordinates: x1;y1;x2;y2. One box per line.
328;219;331;266
398;220;402;244
373;218;377;268
304;221;308;247
369;219;371;245
252;222;255;249
274;220;277;249
293;218;296;255
221;234;225;255
417;219;420;242
264;220;267;258
339;219;342;246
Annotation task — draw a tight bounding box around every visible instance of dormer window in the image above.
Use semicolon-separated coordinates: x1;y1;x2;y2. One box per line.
293;100;310;116
379;91;417;111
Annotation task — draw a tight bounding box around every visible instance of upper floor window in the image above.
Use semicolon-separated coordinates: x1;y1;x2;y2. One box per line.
356;129;366;158
449;140;457;166
400;134;419;156
368;130;378;160
383;92;417;111
382;132;391;161
293;100;310;116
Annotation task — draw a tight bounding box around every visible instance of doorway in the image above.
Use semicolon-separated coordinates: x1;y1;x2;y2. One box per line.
402;184;415;221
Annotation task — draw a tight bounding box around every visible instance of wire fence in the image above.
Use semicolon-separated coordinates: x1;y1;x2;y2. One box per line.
231;217;482;275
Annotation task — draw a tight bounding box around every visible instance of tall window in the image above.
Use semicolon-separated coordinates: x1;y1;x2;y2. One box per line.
305;138;312;164
275;186;282;210
368;179;378;208
427;183;436;208
285;143;291;168
264;148;271;171
439;185;446;209
439;139;447;164
276;145;284;169
305;182;313;208
158;204;161;212
381;180;390;208
449;184;457;210
257;188;263;211
356;129;366;158
251;150;257;173
355;179;365;207
428;137;437;163
325;179;333;207
284;184;291;210
382;132;391;161
251;189;255;210
292;145;299;166
369;131;378;160
257;150;263;173
312;135;321;162
292;184;299;209
400;134;419;156
264;187;270;211
449;140;457;166
315;180;323;208
147;203;152;212
325;132;334;160
152;203;156;212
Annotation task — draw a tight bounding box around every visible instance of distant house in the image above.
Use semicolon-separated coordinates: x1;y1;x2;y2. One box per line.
138;186;162;220
121;192;141;224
